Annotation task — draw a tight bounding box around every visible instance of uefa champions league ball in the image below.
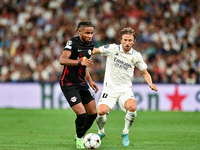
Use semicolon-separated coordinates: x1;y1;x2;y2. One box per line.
83;133;101;149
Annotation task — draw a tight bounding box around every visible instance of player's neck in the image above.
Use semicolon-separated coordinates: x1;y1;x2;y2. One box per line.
123;49;130;54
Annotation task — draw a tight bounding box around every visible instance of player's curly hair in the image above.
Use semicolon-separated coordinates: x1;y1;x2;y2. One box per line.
76;20;93;31
120;27;137;40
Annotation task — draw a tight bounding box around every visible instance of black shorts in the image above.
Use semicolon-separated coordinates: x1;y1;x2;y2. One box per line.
60;82;95;107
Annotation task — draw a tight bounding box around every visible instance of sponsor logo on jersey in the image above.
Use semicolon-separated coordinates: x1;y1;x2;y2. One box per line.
70;96;77;102
78;49;82;52
114;57;132;70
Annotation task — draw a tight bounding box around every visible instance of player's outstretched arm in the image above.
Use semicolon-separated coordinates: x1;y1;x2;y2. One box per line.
141;69;158;92
92;48;101;55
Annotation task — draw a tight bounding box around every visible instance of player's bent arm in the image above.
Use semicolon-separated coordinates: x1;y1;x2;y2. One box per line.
60;51;93;67
85;68;99;93
142;69;158;91
92;48;101;55
85;68;93;83
59;50;79;66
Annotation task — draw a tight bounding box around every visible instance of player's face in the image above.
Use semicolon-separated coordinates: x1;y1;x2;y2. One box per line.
121;34;135;53
79;27;94;43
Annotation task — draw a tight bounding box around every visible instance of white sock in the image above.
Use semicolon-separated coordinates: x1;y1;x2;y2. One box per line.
96;115;107;134
123;111;137;134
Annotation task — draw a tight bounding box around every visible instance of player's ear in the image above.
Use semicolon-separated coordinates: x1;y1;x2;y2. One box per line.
119;37;122;43
78;28;82;35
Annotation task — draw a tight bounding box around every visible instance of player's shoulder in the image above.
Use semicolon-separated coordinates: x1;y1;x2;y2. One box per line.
103;43;118;48
132;48;141;55
65;37;77;45
64;37;78;50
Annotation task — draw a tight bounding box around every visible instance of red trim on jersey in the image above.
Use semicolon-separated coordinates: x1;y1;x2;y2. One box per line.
67;82;72;85
78;66;83;80
78;66;86;82
61;66;68;86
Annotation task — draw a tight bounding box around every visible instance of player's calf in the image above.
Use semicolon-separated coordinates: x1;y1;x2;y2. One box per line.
96;114;106;139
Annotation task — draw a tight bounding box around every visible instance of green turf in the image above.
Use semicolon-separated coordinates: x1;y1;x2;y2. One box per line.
0;109;199;150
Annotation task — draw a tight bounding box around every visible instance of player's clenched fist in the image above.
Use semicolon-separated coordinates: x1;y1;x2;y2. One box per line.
149;84;158;91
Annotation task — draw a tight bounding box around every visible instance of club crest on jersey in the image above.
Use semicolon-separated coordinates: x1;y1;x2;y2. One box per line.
104;44;109;48
131;58;134;63
70;96;77;102
88;49;91;55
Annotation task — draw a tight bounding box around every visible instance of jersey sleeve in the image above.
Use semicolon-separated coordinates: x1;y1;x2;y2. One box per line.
99;44;115;56
63;38;74;52
135;52;148;71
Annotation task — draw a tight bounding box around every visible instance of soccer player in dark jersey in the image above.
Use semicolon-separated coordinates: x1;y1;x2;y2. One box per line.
59;20;98;149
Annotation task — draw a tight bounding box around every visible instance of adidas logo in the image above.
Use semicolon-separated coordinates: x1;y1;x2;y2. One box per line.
115;53;119;56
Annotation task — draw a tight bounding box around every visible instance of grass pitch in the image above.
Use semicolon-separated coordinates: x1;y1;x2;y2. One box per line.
0;109;199;150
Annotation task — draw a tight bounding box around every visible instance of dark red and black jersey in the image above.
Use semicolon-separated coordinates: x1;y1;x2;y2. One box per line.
60;36;94;88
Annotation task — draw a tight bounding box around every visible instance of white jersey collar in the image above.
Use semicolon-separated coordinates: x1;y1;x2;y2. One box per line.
119;44;133;54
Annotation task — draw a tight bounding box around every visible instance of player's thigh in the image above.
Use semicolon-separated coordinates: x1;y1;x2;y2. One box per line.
71;102;86;115
61;87;82;108
84;100;96;115
118;90;136;112
80;84;95;105
97;91;118;115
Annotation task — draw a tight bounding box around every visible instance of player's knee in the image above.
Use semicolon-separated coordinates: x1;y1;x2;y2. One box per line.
125;100;137;112
97;105;110;116
97;110;107;116
127;105;136;112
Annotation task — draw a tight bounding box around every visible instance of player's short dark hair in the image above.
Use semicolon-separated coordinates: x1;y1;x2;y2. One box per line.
76;20;93;31
120;27;137;40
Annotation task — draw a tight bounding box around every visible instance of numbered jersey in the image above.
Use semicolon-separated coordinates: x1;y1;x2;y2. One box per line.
60;36;94;88
99;43;147;93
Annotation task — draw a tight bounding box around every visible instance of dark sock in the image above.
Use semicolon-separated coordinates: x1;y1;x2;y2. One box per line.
82;113;97;136
75;113;87;138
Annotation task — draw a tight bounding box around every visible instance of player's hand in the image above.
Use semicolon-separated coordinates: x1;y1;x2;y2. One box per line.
149;84;158;92
89;81;99;93
79;57;93;67
81;59;93;67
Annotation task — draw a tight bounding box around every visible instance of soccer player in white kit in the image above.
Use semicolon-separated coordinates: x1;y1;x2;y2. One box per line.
92;27;158;146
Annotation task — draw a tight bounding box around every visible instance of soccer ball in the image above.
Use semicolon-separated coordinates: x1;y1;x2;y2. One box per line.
83;133;101;149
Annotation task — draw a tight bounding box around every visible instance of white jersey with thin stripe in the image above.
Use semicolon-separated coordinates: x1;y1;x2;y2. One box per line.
99;43;147;93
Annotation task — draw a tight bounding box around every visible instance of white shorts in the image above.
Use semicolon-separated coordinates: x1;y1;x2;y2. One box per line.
98;89;136;112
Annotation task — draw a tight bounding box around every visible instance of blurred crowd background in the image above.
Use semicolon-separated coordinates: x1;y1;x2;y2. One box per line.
0;0;200;84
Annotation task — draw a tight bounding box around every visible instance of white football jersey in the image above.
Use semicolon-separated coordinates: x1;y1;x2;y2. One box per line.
99;43;147;92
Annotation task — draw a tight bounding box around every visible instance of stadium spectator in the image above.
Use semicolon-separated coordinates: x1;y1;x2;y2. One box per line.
0;0;199;84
